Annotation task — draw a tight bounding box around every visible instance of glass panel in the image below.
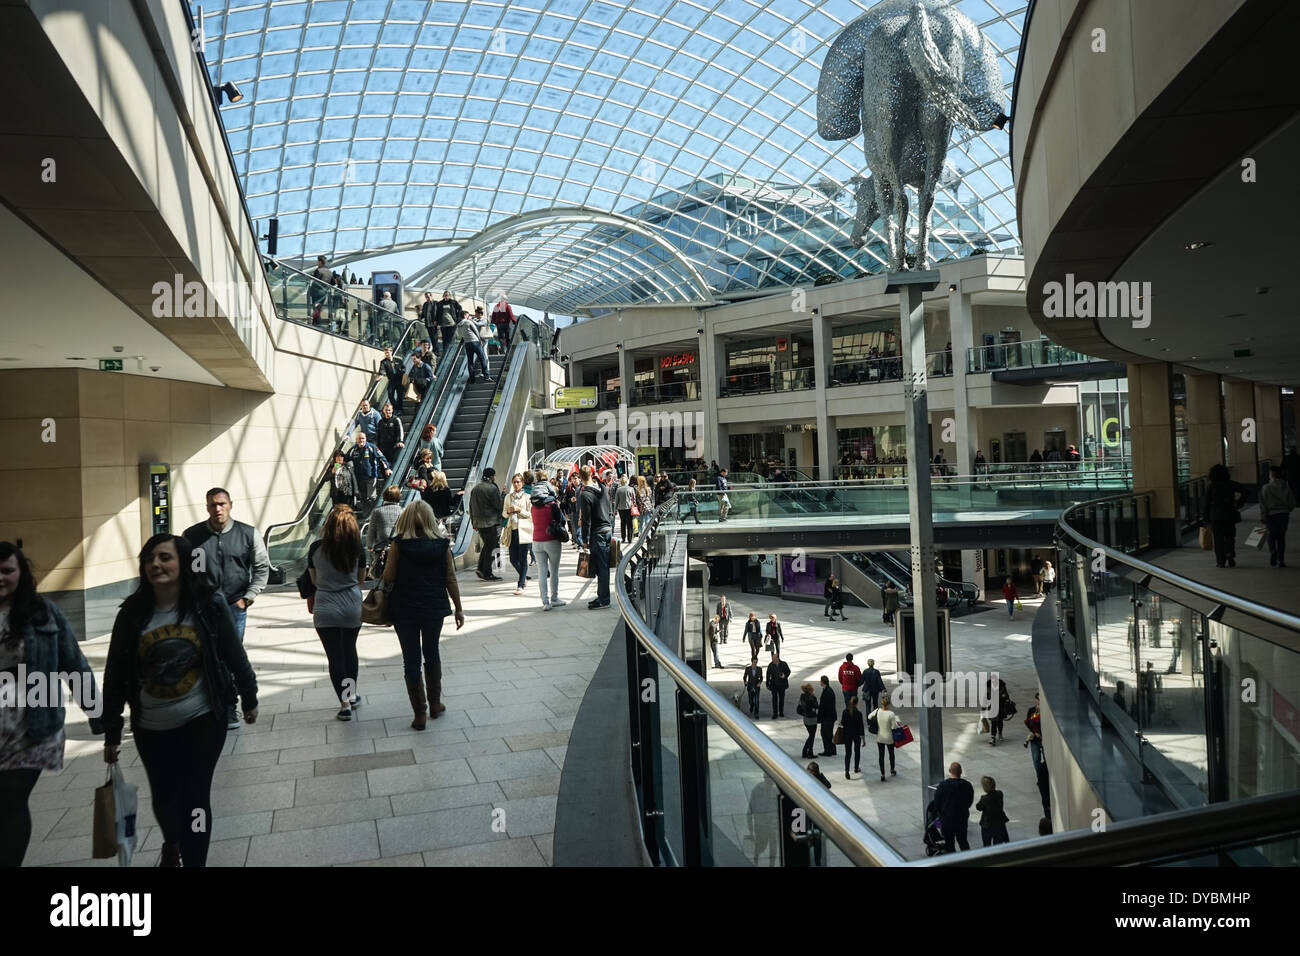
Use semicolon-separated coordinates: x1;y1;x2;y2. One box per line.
705;715;781;866
1133;582;1209;803
1212;623;1300;802
1093;572;1139;732
658;667;685;864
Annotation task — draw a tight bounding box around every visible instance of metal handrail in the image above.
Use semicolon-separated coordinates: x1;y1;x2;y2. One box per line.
1059;489;1300;633
615;506;906;867
916;790;1300;867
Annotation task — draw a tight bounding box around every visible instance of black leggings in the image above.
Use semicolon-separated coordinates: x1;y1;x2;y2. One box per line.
133;712;228;867
0;768;41;867
877;742;896;775
316;626;360;701
802;723;818;757
843;736;861;774
1212;520;1237;565
619;509;633;543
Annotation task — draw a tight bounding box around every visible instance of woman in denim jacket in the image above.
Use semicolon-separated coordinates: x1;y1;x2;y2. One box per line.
0;542;103;866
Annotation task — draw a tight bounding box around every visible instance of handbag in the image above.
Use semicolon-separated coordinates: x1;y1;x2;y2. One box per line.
361;585;390;626
500;523;512;550
892;723;914;748
1245;526;1268;550
576;549;594;578
630;502;640;517
764;640;773;653
610;539;621;566
832;725;845;745
296;565;316;599
92;768;118;859
1199;526;1213;550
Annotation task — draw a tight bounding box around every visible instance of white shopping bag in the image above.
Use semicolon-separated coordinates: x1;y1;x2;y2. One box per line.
110;763;139;867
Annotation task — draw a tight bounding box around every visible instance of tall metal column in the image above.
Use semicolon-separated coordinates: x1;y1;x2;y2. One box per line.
887;271;944;823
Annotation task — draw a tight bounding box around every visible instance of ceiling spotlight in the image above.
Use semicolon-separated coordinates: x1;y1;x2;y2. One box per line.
1160;347;1171;352
614;343;622;350
66;356;86;361
560;354;570;363
1226;312;1246;319
810;308;819;316
1184;241;1213;251
1255;286;1270;295
947;283;957;292
1143;337;1156;342
215;81;244;105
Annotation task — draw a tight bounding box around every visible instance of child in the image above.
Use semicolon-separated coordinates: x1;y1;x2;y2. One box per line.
976;775;1010;846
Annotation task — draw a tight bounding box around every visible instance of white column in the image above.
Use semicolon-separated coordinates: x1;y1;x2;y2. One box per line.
948;285;976;472
812;310;835;480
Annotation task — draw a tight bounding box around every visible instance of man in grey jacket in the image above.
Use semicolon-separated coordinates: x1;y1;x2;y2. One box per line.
1260;466;1297;567
182;487;270;728
469;468;505;580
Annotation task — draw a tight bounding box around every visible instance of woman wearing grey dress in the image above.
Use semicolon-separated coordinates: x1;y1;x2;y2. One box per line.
309;504;366;721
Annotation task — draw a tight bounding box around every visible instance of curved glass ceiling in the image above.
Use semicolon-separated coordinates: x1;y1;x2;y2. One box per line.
200;0;1026;312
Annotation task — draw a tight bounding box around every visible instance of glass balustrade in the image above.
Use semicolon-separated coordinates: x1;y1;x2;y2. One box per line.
967;340;1098;373
264;259;411;350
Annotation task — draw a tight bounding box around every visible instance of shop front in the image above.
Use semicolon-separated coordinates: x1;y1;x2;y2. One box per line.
728;422;818;476
633;349;700;405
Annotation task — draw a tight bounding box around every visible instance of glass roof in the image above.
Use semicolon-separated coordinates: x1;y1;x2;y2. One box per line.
199;0;1026;312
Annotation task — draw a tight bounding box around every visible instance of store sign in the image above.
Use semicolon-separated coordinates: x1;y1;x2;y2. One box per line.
660;352;696;369
777;338;788;351
1103;417;1122;446
554;387;597;409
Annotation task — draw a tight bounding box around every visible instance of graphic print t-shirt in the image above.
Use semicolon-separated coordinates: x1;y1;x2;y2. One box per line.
135;608;211;731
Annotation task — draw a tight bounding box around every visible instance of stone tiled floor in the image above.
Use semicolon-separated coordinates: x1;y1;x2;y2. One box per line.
706;589;1053;862
25;547;615;867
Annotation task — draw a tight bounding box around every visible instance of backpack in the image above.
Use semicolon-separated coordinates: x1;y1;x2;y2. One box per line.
546;502;569;542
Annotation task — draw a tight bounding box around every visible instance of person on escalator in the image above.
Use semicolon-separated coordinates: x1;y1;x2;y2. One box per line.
419;292;438;347
491;296;516;346
456;313;491;384
352;399;381;443
379;348;405;415
438;294;464;355
407;353;433;404
376;402;404;465
348;432;391;510
329;450;357;508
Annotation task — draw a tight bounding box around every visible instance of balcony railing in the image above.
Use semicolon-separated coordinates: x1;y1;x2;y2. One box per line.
827;350;953;386
967;340;1097;373
720;367;815;397
631;380;700;405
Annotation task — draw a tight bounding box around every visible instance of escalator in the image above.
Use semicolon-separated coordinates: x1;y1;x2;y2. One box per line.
262;319;453;580
843;550;983;612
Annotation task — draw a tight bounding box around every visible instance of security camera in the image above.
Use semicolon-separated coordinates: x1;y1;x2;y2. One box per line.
113;345;125;353
149;365;161;372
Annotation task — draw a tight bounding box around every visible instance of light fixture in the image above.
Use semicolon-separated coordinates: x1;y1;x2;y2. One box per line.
113;345;124;353
1160;347;1171;352
66;356;86;361
1255;286;1270;295
947;283;957;292
696;328;703;335
1184;241;1213;251
560;353;570;363
1143;337;1156;342
215;81;244;105
614;343;622;350
810;308;819;316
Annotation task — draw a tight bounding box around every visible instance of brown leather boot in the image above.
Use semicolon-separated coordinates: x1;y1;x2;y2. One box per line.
405;675;428;730
425;663;446;718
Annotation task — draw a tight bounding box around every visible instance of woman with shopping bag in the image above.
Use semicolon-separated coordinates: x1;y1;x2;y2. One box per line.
0;542;104;866
101;534;259;868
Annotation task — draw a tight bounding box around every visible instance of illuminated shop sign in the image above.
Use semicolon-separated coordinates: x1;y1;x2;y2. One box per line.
659;352;696;369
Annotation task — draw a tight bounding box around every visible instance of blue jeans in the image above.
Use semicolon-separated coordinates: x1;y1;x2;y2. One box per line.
746;686;760;714
1006;599;1015;617
393;613;445;681
465;340;490;380
231;605;246;640
591;529;612;603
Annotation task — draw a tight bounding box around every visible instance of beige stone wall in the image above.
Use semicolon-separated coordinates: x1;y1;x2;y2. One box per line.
0;337;377;596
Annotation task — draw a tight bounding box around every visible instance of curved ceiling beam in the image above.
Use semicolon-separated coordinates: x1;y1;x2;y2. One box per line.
404;206;716;304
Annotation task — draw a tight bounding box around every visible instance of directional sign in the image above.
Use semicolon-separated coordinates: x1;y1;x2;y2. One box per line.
99;359;123;371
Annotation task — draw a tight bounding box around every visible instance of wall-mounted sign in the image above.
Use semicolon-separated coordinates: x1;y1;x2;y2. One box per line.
554;387;597;409
776;338;788;351
1103;417;1122;447
99;359;123;371
142;463;171;538
659;352;696;369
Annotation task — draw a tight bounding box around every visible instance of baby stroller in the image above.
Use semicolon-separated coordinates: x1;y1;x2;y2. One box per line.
923;801;949;857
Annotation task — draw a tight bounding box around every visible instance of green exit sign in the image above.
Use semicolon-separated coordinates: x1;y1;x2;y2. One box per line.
98;359;123;371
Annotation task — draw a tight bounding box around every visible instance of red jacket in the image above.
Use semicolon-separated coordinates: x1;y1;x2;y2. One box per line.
838;661;862;692
1002;581;1018;601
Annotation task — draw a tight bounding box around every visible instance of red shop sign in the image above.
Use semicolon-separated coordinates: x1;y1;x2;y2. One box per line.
660;352;696;368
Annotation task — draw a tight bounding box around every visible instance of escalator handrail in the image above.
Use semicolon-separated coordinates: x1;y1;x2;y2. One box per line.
445;317;550;533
